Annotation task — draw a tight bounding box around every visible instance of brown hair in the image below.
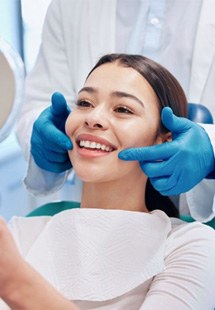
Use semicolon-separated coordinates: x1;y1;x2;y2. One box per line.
88;54;188;218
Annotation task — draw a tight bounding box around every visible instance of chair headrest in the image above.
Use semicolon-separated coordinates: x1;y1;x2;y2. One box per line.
188;103;214;124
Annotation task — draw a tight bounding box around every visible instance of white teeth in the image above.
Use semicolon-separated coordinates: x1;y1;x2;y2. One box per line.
79;140;113;152
91;142;96;148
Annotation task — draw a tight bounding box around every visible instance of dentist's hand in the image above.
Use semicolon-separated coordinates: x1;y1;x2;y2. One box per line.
119;107;215;195
31;92;73;173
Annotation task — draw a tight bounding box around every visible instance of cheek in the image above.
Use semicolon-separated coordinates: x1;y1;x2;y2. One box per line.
65;115;72;137
119;121;160;149
65;112;79;137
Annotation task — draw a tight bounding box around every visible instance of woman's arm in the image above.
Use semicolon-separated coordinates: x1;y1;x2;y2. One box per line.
140;222;215;309
0;218;79;310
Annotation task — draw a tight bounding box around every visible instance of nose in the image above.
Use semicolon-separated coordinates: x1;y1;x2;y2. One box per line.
84;106;108;130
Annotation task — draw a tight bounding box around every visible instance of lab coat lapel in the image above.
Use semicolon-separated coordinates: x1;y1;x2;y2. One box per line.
71;0;116;94
189;0;215;103
88;0;116;63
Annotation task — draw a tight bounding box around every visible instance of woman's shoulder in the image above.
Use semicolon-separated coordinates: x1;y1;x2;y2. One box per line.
160;218;215;308
170;216;215;235
167;217;215;257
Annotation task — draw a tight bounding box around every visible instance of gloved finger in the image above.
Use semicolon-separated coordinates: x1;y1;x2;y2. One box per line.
150;175;178;196
33;150;72;173
42;122;73;150
161;107;191;133
31;133;68;155
40;138;73;154
32;121;73;151
150;161;188;195
42;150;71;163
42;160;72;173
140;159;174;178
51;92;71;116
31;143;72;166
118;142;177;162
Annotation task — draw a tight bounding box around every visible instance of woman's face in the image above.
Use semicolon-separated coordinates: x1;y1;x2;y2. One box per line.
66;62;167;183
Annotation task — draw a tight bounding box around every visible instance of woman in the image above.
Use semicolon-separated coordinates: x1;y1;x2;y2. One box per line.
0;54;215;309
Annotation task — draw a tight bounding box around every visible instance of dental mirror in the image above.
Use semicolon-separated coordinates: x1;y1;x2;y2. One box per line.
0;38;25;142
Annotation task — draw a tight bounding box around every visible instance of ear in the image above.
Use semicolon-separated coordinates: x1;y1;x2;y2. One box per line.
162;131;172;142
156;131;172;144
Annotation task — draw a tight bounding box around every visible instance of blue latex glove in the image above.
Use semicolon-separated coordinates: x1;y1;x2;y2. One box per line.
31;92;73;173
119;107;215;195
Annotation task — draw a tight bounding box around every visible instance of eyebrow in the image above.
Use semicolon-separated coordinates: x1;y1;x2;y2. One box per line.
78;87;144;107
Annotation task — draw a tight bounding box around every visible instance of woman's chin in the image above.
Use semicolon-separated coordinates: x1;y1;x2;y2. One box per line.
72;164;102;183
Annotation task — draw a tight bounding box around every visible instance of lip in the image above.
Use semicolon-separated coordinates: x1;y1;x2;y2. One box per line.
75;133;117;158
76;133;117;150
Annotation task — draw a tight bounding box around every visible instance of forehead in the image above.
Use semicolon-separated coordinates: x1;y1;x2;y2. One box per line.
84;63;156;99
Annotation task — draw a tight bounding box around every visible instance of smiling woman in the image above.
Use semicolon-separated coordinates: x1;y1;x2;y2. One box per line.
0;54;215;309
66;54;186;214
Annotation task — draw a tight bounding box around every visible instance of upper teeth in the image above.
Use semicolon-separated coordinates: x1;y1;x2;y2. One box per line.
79;140;113;152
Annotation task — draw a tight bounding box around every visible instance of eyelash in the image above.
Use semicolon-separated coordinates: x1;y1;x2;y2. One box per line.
76;100;93;108
114;106;133;114
76;100;134;114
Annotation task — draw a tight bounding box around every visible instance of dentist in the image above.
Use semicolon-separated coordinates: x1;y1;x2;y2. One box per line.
16;0;215;221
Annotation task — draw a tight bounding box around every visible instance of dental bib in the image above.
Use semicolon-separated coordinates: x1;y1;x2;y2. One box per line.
24;208;171;301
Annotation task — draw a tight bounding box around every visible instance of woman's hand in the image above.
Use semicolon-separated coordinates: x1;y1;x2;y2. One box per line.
0;218;79;310
0;217;26;300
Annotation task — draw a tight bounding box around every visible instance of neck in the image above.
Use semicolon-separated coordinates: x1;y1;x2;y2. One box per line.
81;174;149;213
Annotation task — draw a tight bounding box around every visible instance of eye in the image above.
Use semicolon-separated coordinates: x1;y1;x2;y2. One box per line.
76;100;93;108
114;106;133;114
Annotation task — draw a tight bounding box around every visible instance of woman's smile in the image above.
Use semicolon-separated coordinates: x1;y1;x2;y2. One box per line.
75;133;117;158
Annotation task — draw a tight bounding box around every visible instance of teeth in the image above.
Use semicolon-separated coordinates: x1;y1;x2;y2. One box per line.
79;140;113;152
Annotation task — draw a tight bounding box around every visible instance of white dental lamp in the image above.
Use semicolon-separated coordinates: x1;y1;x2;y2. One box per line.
0;37;25;142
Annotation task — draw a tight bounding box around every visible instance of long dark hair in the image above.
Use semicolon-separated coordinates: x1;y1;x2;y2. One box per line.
88;54;188;217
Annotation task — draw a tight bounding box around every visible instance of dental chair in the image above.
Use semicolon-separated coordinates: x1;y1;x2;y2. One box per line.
188;102;213;124
26;103;215;228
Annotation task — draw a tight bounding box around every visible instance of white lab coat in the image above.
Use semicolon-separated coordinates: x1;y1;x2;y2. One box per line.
16;0;215;221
